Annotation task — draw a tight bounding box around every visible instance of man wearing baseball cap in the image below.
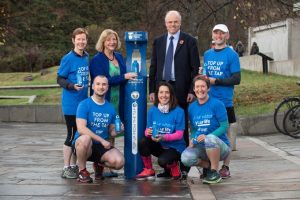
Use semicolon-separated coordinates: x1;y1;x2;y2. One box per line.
212;24;229;33
200;24;241;183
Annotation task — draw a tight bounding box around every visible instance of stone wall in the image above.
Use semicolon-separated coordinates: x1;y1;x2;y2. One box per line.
248;18;300;61
0;105;278;136
0;105;64;123
240;55;300;77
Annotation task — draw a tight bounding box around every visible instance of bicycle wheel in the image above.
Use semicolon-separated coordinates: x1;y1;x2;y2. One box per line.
283;104;300;138
274;97;300;134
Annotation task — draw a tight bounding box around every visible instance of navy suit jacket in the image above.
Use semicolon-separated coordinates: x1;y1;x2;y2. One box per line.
149;31;200;108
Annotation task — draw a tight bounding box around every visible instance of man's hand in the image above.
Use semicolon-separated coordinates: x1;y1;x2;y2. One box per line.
208;77;216;85
110;123;124;137
187;93;195;103
101;140;111;149
149;93;155;102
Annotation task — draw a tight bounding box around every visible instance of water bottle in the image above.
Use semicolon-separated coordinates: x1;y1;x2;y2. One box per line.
76;72;83;87
115;115;121;133
132;60;139;75
152;121;158;138
202;66;207;76
192;131;200;144
131;49;141;74
192;137;198;145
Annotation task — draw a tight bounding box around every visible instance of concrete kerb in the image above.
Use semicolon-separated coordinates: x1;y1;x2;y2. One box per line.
238;114;278;135
0;84;59;90
0;95;37;104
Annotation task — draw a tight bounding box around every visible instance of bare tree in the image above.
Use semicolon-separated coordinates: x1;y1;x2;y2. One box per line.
142;0;299;53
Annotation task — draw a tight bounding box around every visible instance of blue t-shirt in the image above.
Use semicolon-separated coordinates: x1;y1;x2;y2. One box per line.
188;97;230;146
147;106;186;153
203;47;240;107
73;97;117;144
57;50;89;115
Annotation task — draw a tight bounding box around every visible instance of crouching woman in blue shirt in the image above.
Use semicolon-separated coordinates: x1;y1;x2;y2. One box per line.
136;82;186;180
181;76;231;184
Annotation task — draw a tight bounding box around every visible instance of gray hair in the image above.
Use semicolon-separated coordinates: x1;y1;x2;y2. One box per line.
165;10;182;22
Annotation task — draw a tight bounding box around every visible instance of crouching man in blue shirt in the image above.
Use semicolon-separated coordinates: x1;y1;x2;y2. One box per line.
72;75;125;183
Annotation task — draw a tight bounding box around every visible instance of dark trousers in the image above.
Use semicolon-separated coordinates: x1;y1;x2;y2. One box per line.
64;115;77;147
138;137;180;168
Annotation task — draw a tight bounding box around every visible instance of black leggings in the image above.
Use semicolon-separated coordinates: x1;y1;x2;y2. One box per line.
138;137;180;168
64;115;77;147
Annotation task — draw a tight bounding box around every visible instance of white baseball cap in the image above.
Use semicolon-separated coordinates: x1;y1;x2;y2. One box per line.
213;24;229;33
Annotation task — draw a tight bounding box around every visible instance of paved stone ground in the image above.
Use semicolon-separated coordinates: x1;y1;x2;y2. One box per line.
0;123;191;200
0;122;300;200
208;134;300;200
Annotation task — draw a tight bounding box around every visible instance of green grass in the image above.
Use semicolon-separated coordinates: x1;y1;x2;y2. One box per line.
0;66;61;105
235;70;300;116
0;88;61;105
0;67;299;117
0;66;58;86
0;98;30;105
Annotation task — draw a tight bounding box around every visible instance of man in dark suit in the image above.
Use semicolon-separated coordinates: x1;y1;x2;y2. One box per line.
149;10;200;179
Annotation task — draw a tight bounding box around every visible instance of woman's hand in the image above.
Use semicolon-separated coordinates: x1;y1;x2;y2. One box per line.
151;134;163;142
149;93;155;102
74;84;84;91
124;72;137;80
145;128;152;137
198;66;203;74
196;134;205;143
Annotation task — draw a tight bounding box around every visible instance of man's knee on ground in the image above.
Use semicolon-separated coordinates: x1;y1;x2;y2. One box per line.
181;148;198;167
